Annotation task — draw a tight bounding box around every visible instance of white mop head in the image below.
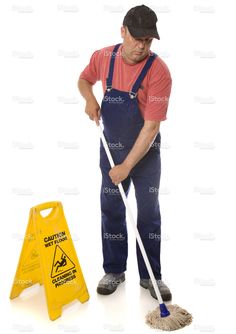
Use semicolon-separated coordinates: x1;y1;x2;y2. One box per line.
146;304;193;331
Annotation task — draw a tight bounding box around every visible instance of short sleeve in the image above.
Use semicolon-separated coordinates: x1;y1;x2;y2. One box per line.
79;50;101;85
144;62;172;122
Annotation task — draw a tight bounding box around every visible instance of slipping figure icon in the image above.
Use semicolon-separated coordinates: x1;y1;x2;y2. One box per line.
54;254;67;272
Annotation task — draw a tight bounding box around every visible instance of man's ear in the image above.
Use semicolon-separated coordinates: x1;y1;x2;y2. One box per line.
121;26;126;39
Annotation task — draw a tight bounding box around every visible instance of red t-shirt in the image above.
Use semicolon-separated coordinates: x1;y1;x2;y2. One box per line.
80;44;172;121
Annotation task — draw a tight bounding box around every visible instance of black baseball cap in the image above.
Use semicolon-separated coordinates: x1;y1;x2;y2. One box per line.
123;5;160;40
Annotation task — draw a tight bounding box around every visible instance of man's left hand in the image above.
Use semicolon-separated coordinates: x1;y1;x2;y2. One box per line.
109;163;131;185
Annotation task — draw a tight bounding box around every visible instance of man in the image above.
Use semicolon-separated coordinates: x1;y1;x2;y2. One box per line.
78;5;172;301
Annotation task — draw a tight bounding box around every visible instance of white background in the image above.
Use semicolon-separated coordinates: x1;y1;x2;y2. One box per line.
0;0;235;333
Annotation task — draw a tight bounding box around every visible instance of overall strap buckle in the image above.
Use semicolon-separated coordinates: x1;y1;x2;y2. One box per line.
129;91;137;99
106;85;112;92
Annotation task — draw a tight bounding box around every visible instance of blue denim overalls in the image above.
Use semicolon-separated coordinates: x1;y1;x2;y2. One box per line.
100;43;162;279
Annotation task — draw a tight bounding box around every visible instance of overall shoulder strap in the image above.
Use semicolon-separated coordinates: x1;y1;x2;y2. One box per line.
106;44;121;91
129;52;158;98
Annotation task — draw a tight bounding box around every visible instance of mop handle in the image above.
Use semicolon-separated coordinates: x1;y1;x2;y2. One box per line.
98;122;164;305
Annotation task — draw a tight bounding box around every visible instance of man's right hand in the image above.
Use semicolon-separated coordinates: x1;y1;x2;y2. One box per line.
78;78;101;126
85;98;101;126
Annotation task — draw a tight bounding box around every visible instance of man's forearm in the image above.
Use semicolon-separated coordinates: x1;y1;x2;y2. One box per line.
123;120;160;170
78;78;100;124
78;78;95;101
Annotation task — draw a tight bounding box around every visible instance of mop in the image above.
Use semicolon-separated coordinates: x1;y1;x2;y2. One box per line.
97;122;193;331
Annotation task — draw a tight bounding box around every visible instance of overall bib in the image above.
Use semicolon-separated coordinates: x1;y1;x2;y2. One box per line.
100;44;162;279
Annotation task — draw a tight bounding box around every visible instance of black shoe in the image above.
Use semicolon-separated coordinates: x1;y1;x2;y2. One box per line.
97;273;125;295
140;279;172;301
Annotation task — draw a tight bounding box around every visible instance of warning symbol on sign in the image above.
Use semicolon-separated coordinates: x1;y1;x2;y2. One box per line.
51;245;75;278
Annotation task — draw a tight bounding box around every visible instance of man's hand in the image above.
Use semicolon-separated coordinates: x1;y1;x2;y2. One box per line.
85;98;101;125
78;78;100;125
108;121;160;185
109;163;131;185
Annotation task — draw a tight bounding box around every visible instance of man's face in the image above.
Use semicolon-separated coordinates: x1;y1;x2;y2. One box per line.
121;26;153;64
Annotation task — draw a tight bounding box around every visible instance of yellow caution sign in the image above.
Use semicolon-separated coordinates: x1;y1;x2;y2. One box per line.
10;201;89;320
